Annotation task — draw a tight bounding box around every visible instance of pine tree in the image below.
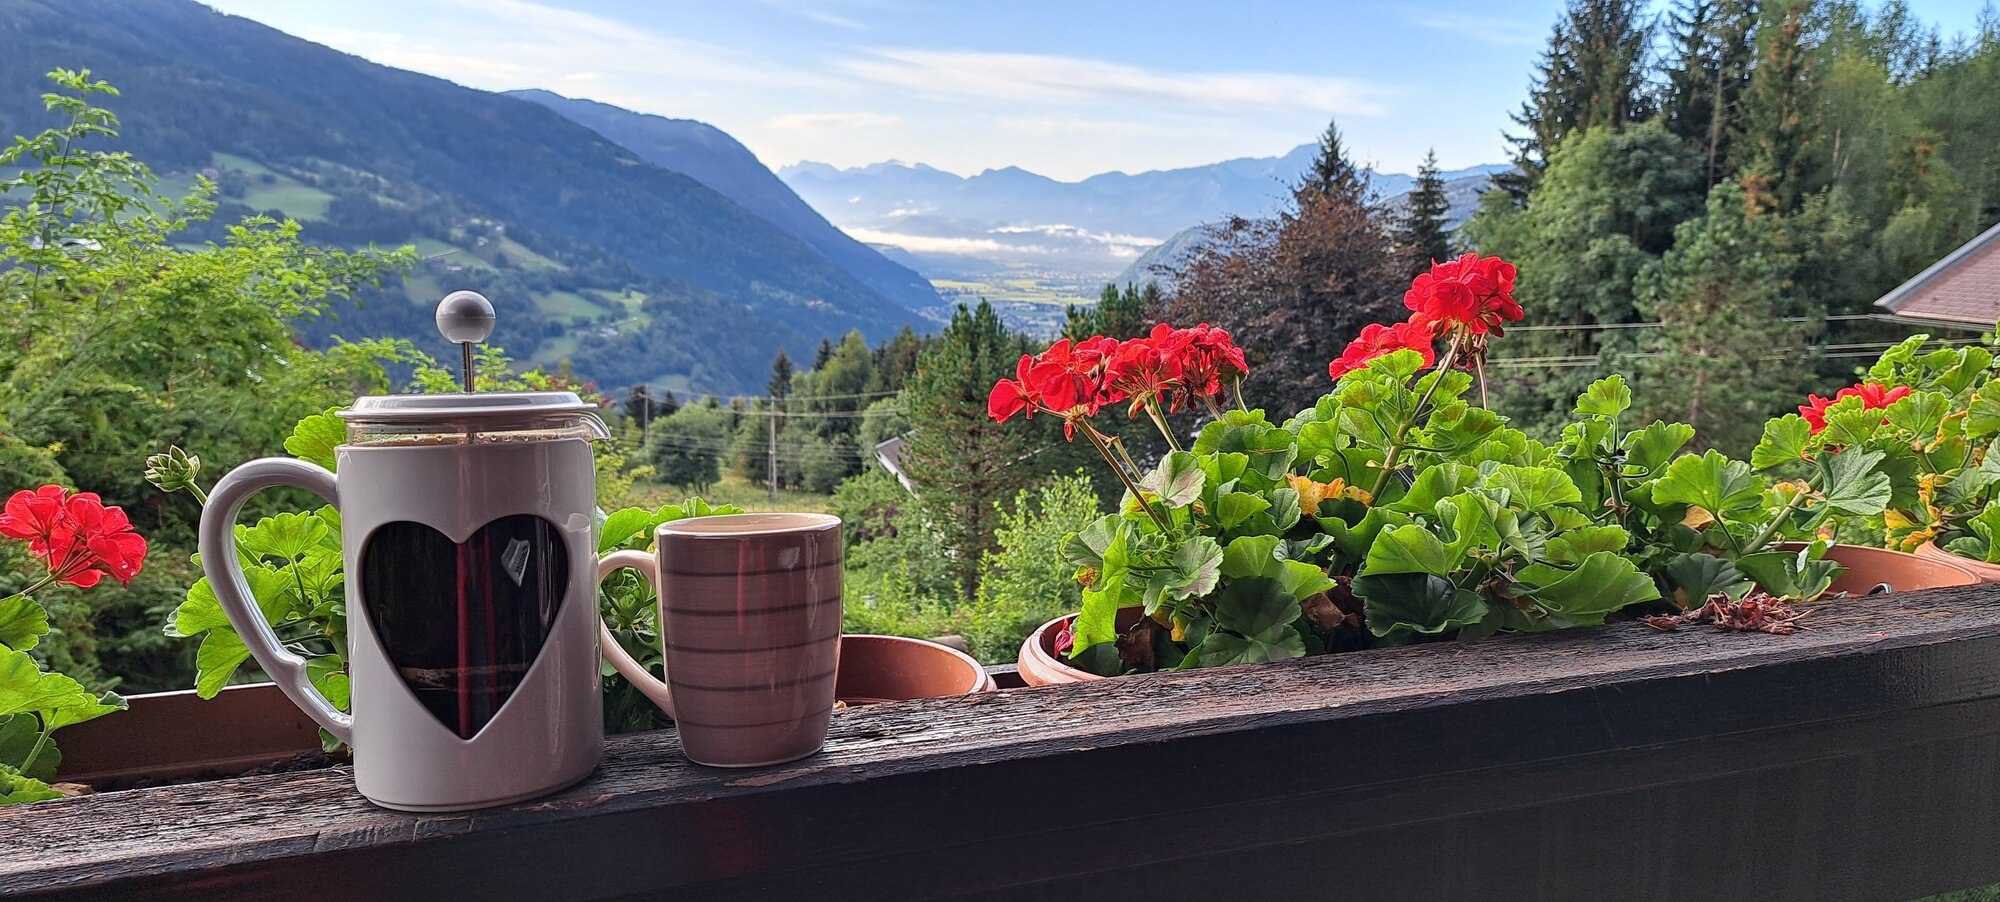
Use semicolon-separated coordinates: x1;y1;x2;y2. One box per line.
1300;119;1368;205
812;336;836;371
1662;0;1759;189
1500;0;1657;198
766;349;794;401
1736;0;1826;211
1400;149;1452;275
1065;282;1152;340
896;302;1040;598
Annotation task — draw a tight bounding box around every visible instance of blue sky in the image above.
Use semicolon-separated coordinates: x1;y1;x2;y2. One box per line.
205;0;1994;181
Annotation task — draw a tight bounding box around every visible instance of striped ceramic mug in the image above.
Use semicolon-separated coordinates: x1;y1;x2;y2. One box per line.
596;513;841;767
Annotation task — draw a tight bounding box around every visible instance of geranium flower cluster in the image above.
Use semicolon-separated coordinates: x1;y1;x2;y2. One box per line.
1798;382;1911;435
1329;253;1522;381
0;485;147;589
989;323;1248;434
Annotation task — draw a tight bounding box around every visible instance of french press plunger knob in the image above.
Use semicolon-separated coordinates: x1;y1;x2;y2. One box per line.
436;290;496;392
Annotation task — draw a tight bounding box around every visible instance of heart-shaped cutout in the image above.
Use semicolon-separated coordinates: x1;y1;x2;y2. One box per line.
358;515;569;739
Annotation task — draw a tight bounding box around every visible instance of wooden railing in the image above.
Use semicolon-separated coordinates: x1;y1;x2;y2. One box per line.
6;586;2000;901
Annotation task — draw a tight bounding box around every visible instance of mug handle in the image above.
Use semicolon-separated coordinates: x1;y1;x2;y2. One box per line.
596;550;675;718
197;457;353;744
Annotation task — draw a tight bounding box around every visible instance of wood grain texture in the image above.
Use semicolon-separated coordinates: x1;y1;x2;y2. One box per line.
7;585;2000;901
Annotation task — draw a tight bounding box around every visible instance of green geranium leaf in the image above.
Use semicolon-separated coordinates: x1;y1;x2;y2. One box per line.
1060;515;1122;574
1484;465;1584;513
598;507;660;553
1575;374;1632;419
1421;401;1505;455
1750;415;1813;470
1213;491;1271;529
1817;447;1892;517
0;649;92;719
1355;572;1487;639
1135;536;1224;613
1193;411;1297;488
236;510;331;562
1886;391;1950;440
1966;387;2000;439
283;408;345;471
1436;493;1499;560
1621;421;1696;477
1653;450;1763;520
194;630;253;699
1198;630;1306;667
1362;524;1458;578
1220;535;1283;580
1318;507;1409;565
1735;548;1841;601
1544;526;1631;565
170;568;291;639
1141;451;1204;508
1198;451;1250;488
1819;396;1882;447
306;655;351;712
1392;463;1480;514
0;763;62;804
0;596;48;652
0;714;57;781
1662;552;1754;609
42;690;124;732
1517;553;1660;622
1210;577;1308;642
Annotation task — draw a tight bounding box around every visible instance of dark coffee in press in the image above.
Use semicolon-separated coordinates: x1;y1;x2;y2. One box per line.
359;514;569;739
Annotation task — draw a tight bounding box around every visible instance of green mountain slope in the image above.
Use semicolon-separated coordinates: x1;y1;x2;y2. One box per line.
509;89;941;315
0;0;924;394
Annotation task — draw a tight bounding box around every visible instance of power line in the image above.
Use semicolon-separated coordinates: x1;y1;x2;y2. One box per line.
1506;314;1885;334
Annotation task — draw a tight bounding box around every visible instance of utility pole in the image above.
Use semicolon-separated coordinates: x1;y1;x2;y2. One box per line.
767;396;780;503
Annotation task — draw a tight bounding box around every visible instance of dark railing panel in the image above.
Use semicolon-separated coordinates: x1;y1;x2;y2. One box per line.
4;585;2000;901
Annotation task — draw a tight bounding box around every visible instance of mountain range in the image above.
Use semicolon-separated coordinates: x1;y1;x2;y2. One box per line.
0;0;935;395
779;151;1509;281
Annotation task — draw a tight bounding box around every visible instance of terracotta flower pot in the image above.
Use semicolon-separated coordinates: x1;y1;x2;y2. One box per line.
835;635;994;705
1778;542;1980;596
1017;606;1148;687
1916;540;2000;583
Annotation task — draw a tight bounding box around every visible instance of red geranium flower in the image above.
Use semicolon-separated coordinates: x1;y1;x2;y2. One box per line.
1106;333;1185;416
1798;382;1913;434
1053;622;1075;657
1328;321;1438;380
0;485;147;589
987;337;1129;439
1405;253;1522;337
1153;322;1247;402
987;354;1039;424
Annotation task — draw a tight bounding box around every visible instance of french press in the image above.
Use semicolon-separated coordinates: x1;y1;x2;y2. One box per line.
198;292;609;811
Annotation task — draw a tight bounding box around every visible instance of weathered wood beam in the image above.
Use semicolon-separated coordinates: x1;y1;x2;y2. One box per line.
6;586;2000;901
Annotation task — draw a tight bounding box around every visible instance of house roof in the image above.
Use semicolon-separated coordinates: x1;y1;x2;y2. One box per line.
1875;219;2000;329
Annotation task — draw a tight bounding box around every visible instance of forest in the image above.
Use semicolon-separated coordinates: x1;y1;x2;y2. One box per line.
7;0;2000;713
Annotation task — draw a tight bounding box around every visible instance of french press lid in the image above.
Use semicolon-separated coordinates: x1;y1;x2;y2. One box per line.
336;291;611;445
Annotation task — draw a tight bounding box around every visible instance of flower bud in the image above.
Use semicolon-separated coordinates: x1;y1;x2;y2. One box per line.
143;446;201;495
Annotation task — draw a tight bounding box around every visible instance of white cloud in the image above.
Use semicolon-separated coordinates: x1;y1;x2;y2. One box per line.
846;227;1052;256
990;224;1160;248
1406;12;1543;47
770;112;902;130
840;49;1392;115
995;116;1164;139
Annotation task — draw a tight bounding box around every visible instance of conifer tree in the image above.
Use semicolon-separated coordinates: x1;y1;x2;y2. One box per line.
1736;0;1825;211
1500;0;1657;198
1300;119;1368;204
766;349;794;401
897;302;1040;598
1662;0;1759;189
1400;149;1452;276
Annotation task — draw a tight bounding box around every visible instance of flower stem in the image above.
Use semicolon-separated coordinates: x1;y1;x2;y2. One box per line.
1083;424;1171;531
1746;472;1822;556
1144;399;1182;452
18;726;49;776
1370;335;1463;500
1472;353;1490;409
1230;378;1249;413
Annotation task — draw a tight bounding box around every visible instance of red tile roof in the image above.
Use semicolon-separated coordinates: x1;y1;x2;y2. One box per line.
1877;220;2000;329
